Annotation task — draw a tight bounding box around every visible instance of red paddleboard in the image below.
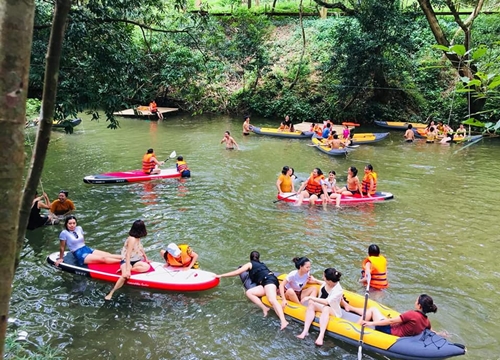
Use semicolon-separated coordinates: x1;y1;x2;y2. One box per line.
83;168;181;184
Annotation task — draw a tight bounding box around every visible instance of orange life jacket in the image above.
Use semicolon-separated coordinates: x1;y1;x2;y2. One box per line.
362;172;377;195
149;101;157;112
362;255;388;289
305;173;325;195
314;125;323;136
142;153;155;174
167;244;199;269
177;160;189;173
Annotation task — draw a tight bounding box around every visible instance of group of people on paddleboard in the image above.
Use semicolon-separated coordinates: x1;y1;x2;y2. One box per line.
216;247;439;346
277;164;377;207
142;148;191;178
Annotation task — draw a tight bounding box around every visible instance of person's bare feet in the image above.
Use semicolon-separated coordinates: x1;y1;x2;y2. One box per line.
315;339;323;346
280;320;289;330
296;332;307;339
263;308;269;317
104;293;113;301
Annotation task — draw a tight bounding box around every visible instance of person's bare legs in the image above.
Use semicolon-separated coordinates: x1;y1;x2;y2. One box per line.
85;250;121;265
105;262;127;300
300;287;318;305
315;306;334;346
245;286;268;316
284;288;301;304
265;284;289;330
297;302;322;339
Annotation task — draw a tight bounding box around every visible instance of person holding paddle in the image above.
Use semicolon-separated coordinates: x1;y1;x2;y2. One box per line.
142;148;164;175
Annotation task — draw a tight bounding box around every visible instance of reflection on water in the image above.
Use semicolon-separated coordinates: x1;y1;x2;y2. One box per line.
11;115;500;359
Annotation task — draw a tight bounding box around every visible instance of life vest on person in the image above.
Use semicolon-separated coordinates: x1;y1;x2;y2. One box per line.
305;173;324;195
167;244;199;268
314;125;323;136
362;255;388;289
362;172;377;195
149;101;158;112
142;153;155;174
177;160;189;173
426;132;435;142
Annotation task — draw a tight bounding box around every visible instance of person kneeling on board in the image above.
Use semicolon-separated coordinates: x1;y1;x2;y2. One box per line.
160;243;199;270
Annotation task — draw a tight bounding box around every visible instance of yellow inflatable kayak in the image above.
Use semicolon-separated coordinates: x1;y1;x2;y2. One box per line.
241;272;466;359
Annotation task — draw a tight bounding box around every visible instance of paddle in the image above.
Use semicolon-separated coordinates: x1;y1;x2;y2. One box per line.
164;150;177;162
273;193;297;203
357;278;371;360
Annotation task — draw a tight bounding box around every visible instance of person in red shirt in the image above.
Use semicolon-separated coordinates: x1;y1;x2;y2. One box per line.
350;294;438;337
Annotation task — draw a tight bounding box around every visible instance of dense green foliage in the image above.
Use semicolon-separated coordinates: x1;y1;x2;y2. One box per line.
29;1;500;126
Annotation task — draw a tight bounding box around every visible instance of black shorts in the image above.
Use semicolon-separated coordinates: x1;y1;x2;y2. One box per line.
120;259;142;267
260;274;279;288
348;189;360;195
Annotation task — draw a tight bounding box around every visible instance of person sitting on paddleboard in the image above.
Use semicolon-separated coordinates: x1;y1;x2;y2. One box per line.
360;244;388;290
105;220;151;300
404;124;415;142
279;257;322;307
160;243;199;270
337;166;363;198
50;190;75;217
296;268;347;346
320;170;341;207
55;216;122;267
361;164;377;198
142;148;164;175
176;156;191;178
348;294;438;338
276;166;295;196
216;251;289;330
295;168;328;206
149;100;163;120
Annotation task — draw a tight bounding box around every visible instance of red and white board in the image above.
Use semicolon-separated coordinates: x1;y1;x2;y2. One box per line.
83;168;181;184
277;191;394;205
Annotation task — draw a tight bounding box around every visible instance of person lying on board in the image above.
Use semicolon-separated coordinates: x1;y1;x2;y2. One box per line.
346;294;438;338
50;190;75;217
105;220;150;300
295;168;328;206
160;243;199;271
360;244;388;290
276;166;295;196
142;148;164;175
216;251;289;330
55;216;122;267
404;124;415;142
242;115;253;135
176;155;191;178
296;268;347;346
279;257;321;307
220;131;239;150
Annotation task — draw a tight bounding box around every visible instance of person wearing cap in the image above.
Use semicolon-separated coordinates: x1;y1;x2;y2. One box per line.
50;190;75;216
160;243;199;270
142;148;164;175
176;156;191;178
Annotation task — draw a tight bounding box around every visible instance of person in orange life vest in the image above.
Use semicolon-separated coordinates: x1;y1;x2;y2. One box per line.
360;244;388;290
361;164;377;197
160;243;199;270
176;155;191;178
295;168;328;206
142;148;164;175
149;100;163;120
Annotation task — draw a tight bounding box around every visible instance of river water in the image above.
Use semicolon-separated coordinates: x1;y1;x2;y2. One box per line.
12;114;499;359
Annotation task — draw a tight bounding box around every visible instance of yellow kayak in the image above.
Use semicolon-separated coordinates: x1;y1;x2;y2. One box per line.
251;126;313;139
375;120;427;130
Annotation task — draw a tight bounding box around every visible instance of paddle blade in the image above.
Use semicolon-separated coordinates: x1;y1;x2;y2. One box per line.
357;345;363;360
170;150;177;158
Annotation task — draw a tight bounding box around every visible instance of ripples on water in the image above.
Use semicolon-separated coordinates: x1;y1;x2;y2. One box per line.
12;116;500;359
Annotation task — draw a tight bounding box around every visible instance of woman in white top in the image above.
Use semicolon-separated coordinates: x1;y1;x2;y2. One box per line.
279;257;322;307
55;216;121;267
296;268;346;346
321;170;341;207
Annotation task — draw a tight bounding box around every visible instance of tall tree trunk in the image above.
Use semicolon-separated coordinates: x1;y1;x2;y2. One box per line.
0;0;35;356
17;0;72;262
